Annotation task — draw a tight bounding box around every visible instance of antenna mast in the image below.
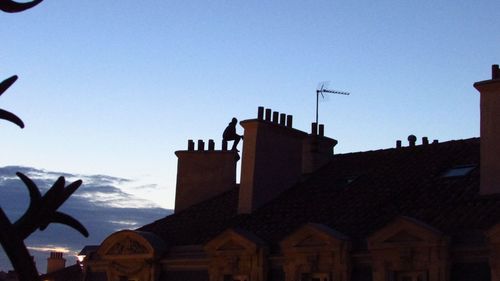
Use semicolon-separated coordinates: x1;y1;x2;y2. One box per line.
316;82;350;125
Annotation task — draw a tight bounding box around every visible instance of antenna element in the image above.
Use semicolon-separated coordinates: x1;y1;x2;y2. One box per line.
315;82;350;125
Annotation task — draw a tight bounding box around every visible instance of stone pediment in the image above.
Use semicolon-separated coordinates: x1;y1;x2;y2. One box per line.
97;230;166;259
205;228;266;255
295;235;328;248
281;223;350;253
217;239;247;251
368;216;447;250
385;230;424;243
106;237;148;255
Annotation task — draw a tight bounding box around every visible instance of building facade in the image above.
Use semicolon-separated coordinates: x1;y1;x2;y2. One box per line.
83;65;500;281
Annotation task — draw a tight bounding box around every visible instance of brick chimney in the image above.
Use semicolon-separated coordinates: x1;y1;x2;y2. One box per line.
474;64;500;195
46;251;65;273
238;107;308;214
174;139;239;213
302;123;337;175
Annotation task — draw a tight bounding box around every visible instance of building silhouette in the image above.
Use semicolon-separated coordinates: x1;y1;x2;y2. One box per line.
81;65;500;281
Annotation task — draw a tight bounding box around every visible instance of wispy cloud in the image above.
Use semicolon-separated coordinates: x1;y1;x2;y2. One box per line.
128;183;158;191
27;245;71;254
75;190;159;209
1;165;161;209
109;220;141;231
0;166;172;273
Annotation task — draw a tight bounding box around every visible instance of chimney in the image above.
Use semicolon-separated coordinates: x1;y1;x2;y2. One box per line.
238;107;307;214
408;135;417;147
474;64;500;195
302;123;337;175
46;252;65;273
174;139;239;213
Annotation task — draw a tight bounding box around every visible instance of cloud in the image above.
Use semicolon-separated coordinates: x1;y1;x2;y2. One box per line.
0;166;172;273
27;245;71;254
0;165;161;209
128;183;158;191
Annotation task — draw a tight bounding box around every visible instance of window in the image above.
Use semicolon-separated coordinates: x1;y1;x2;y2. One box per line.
441;165;476;178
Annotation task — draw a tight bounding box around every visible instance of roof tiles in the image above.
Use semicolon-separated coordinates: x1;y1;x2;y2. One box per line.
139;138;500;251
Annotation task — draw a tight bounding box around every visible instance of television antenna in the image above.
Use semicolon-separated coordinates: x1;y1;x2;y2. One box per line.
315;82;350;125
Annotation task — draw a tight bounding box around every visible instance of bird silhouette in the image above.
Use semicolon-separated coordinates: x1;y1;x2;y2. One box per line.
0;75;25;128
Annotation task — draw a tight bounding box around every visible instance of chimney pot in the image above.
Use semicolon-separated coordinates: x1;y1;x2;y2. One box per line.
197;140;205;151
279;113;286;125
408;135;417;147
311;123;318;135
396;140;402;148
422;137;429;145
257;106;264;120
493;64;500;80
319;124;325;136
265;108;272;121
432;139;439;144
188;140;195;151
272;111;279;123
208;139;215;151
286;115;293;128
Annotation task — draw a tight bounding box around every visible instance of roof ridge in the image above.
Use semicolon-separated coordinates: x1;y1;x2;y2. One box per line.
334;137;480;157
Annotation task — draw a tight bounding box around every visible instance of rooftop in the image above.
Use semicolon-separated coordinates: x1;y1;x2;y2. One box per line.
139;137;498;252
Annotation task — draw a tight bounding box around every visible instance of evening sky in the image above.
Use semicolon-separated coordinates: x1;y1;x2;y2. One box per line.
1;1;499;208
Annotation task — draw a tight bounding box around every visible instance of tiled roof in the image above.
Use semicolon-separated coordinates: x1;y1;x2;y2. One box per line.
40;263;82;281
139;138;500;251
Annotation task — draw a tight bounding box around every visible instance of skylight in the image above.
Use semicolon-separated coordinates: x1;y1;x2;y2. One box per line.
442;165;476;178
335;175;359;186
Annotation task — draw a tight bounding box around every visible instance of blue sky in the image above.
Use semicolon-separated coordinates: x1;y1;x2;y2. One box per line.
1;1;499;209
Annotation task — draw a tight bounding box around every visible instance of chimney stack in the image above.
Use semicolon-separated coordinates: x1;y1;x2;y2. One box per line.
474;64;500;195
238;107;307;214
174;140;239;213
302;123;337;175
46;252;66;274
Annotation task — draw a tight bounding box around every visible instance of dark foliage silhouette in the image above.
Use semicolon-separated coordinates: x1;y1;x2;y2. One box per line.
0;0;43;13
0;174;89;281
0;75;25;128
1;2;89;280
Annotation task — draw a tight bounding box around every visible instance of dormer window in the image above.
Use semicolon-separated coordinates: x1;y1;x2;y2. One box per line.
442;165;476;178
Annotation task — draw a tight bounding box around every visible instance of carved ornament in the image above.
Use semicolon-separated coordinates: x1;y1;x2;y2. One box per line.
106;237;148;255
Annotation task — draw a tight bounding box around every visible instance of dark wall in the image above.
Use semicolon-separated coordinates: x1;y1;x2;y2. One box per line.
451;263;490;281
